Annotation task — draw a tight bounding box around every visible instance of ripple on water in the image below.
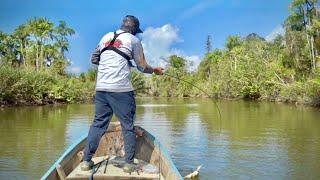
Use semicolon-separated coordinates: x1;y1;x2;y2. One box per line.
1;100;320;179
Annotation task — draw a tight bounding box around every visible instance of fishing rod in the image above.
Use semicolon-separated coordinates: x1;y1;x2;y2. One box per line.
161;72;222;122
159;56;222;122
134;71;222;128
133;58;222;129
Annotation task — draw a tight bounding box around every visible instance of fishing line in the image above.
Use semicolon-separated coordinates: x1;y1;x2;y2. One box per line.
158;56;222;123
162;72;222;123
133;59;222;131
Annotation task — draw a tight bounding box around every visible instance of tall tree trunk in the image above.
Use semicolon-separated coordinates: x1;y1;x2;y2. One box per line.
308;14;316;70
310;35;316;70
24;41;28;67
40;44;43;70
302;5;315;71
36;43;39;71
61;47;64;59
315;4;319;57
20;40;25;67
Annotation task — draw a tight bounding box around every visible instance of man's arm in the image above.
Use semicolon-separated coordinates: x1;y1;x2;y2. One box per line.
132;41;163;75
91;46;100;65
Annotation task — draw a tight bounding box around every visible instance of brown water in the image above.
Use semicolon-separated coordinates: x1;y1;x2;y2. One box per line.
0;98;319;179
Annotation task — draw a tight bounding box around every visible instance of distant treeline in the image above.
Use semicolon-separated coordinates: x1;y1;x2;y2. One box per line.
142;0;320;107
1;0;320;107
0;18;95;105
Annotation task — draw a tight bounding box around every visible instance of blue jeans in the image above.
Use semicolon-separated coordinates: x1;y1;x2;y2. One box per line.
84;91;136;163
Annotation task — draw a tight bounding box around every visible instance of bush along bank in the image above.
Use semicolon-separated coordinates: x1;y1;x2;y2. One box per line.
0;65;95;106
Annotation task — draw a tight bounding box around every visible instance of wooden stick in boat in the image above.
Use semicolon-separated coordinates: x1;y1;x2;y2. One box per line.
103;158;109;174
95;155;110;165
56;164;66;180
90;155;110;180
184;165;202;179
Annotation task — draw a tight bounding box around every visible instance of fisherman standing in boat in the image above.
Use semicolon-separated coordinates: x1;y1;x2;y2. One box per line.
81;15;164;172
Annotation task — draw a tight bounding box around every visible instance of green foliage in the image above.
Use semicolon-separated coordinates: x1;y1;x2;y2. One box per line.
0;65;94;105
285;0;320;71
146;26;320;107
0;17;92;106
148;56;198;97
49;59;70;76
283;30;311;78
1;0;320;108
167;55;187;70
80;67;97;82
225;35;242;51
0;17;74;72
131;70;148;95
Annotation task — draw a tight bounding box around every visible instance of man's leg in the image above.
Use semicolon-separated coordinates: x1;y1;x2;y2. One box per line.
83;91;113;162
107;91;136;163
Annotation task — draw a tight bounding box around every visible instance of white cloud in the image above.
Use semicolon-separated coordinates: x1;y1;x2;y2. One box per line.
70;66;81;74
266;25;285;42
178;0;220;20
141;24;201;71
141;24;180;66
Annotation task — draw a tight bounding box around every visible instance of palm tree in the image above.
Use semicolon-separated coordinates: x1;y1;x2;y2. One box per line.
0;31;7;60
27;17;54;71
44;43;59;67
13;24;30;67
0;31;19;66
54;21;75;58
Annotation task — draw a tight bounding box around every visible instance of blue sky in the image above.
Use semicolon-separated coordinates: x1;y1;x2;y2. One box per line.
0;0;292;73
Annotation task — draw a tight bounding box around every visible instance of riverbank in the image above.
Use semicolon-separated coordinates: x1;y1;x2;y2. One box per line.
145;73;320;108
0;65;95;106
1;65;319;108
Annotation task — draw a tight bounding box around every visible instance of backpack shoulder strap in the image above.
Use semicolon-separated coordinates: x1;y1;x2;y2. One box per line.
99;32;131;61
108;32;123;46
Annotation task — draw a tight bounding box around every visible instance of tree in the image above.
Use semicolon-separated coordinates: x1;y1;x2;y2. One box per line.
28;17;54;71
13;24;30;66
0;31;7;60
0;31;19;66
206;35;212;55
285;0;320;70
44;44;59;67
1;17;74;73
54;21;75;58
167;55;187;71
246;33;265;41
226;35;242;51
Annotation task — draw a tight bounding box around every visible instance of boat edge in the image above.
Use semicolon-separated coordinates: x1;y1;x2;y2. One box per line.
41;125;183;180
40;134;87;180
141;127;183;180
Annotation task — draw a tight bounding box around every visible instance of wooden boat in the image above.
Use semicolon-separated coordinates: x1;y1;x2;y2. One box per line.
41;122;183;180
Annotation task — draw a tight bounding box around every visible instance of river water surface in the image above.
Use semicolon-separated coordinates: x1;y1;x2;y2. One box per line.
0;98;320;179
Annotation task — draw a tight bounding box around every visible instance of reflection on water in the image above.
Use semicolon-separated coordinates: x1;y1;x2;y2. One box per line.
0;98;320;179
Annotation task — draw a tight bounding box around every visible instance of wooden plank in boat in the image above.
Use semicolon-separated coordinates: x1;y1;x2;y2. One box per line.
66;156;162;180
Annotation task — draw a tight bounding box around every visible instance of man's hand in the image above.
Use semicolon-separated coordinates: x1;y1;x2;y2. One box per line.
153;67;164;75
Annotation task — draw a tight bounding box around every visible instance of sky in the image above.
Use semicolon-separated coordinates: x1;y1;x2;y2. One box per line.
0;0;292;73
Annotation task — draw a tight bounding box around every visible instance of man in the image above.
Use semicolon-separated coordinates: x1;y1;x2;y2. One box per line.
81;15;164;172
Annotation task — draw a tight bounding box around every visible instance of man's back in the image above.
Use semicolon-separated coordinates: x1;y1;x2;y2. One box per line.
95;29;140;92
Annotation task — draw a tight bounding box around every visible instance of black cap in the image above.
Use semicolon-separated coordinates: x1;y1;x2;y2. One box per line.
120;15;143;35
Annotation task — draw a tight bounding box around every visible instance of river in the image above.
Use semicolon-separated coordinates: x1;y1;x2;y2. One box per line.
0;98;319;179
